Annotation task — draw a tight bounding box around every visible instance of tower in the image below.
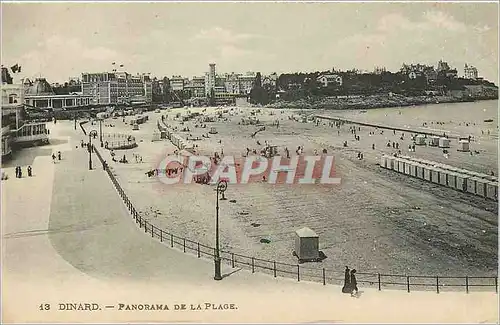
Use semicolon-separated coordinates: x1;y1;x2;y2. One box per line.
206;63;216;96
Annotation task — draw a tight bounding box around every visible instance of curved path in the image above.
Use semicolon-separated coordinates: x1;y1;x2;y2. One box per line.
1;121;498;323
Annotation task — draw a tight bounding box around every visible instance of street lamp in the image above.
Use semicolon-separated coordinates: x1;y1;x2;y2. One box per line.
99;119;103;147
214;179;228;281
88;130;98;170
74;113;77;130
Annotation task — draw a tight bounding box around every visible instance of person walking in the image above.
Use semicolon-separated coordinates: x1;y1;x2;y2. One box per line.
27;166;32;177
350;269;358;296
342;266;351;293
15;166;20;178
18;166;23;178
58;151;62;160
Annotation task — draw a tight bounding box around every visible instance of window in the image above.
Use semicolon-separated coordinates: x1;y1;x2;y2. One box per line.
8;94;18;104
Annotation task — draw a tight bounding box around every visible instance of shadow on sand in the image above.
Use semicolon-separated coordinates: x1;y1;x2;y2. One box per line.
222;268;243;279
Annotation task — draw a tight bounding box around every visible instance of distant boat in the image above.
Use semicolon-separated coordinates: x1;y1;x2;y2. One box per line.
484;119;494;122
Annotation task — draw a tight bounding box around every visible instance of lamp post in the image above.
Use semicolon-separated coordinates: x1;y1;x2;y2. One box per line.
214;179;228;281
88;130;98;170
74;113;77;130
99;119;103;147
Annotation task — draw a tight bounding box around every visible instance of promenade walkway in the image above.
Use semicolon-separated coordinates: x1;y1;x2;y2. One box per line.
1;120;498;323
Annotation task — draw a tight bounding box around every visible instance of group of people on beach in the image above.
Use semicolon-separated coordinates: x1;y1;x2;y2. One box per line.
51;151;62;163
13;165;33;178
342;266;359;297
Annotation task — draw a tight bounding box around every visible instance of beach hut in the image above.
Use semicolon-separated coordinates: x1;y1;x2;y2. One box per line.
486;182;498;200
380;155;387;168
466;177;477;194
409;162;418;177
438;169;448;186
404;160;412;175
438;138;450;148
431;168;440;184
455;175;468;192
423;166;432;181
392;157;400;172
475;178;487;197
386;156;395;170
294;227;320;263
428;136;440;147
447;172;457;189
415;135;426;145
457;140;470;152
398;159;405;174
416;164;425;179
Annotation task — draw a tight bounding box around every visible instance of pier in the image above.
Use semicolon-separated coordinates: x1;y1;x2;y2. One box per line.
315;115;461;139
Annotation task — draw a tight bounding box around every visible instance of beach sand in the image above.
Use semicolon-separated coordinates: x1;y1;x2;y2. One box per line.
99;104;497;281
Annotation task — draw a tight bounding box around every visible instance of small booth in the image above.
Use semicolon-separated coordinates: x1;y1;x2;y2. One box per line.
385;156;395;170
455;175;468;192
438;169;448;186
423;166;432;181
132;123;139;130
486;182;498;200
466;177;477;195
415;135;426;145
430;168;440;184
391;158;400;172
447;172;457;188
457;140;470;152
428;136;440;147
474;178;487;197
398;159;405;174
404;160;412;175
209;127;218;134
380;155;388;168
438;138;450;148
416;164;425;179
294;227;320;263
409;162;418;177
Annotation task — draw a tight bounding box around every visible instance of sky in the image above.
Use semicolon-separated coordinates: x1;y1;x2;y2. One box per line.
1;2;498;84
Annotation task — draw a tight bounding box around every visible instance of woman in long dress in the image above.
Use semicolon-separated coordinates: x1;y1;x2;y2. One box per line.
350;269;359;296
342;266;350;293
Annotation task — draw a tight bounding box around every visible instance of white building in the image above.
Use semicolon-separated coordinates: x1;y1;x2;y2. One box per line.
25;78;92;109
464;64;478;80
82;71;152;105
169;76;185;91
238;72;256;95
316;74;343;87
1;83;49;158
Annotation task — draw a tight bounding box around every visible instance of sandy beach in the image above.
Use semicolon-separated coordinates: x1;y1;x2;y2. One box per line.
96;101;497;282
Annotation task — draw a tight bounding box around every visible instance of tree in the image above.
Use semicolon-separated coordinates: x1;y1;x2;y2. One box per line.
255;72;262;88
1;67;13;84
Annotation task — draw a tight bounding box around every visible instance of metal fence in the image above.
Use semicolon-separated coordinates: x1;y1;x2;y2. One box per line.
82;122;499;294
